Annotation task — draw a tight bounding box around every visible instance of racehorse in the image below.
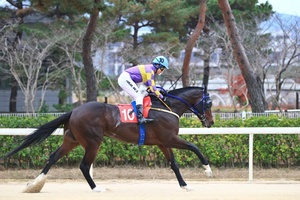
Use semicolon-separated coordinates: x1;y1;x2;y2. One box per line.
2;86;214;193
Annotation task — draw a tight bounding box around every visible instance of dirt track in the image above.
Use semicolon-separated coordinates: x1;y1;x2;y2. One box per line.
1;167;300;199
1;179;300;200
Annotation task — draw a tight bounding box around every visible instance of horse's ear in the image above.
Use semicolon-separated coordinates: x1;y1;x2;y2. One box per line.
203;84;208;94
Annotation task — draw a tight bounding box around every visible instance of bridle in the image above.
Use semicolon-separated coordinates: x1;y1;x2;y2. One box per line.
159;62;211;125
158;87;212;124
166;91;212;123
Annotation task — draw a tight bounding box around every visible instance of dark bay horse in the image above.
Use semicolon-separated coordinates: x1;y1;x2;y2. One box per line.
2;86;214;192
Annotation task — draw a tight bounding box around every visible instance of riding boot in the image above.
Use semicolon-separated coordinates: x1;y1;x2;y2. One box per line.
136;104;154;124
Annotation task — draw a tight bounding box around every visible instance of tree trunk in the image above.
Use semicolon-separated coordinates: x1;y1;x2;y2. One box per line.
218;0;266;113
82;0;100;102
9;76;17;112
182;0;206;87
8;3;26;112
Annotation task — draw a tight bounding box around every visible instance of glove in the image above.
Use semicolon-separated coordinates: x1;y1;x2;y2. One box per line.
160;89;168;96
162;96;170;105
162;96;167;102
146;87;151;93
146;88;156;96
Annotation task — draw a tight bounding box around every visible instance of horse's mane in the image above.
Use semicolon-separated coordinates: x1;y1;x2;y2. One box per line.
167;86;204;96
147;86;204;102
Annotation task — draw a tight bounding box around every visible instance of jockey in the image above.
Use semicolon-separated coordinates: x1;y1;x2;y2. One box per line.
118;56;169;124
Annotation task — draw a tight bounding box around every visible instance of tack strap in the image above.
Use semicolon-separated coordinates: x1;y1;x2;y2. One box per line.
150;107;179;119
131;101;146;146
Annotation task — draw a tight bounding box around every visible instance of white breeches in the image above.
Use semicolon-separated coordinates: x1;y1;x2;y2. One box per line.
118;72;144;105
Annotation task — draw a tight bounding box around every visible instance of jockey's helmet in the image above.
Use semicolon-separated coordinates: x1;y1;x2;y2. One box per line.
152;56;169;69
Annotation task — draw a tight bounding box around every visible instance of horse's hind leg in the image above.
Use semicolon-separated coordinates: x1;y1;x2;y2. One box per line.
41;130;79;175
80;147;106;192
23;130;79;193
158;145;192;191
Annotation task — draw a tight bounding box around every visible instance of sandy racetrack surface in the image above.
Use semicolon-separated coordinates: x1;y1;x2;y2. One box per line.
1;167;300;200
1;179;300;200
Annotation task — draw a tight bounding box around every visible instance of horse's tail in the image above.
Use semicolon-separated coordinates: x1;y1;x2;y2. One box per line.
2;111;72;159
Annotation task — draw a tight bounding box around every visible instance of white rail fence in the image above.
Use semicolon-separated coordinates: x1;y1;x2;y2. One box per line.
1;110;300;119
1;127;300;181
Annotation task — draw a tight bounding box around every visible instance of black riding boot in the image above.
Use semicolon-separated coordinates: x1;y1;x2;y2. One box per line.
136;104;154;124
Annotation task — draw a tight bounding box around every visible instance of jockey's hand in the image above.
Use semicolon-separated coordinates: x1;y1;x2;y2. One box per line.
160;89;168;96
162;96;170;105
146;88;153;94
146;88;155;96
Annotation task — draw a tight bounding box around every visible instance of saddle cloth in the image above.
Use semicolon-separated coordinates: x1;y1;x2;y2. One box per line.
117;96;152;123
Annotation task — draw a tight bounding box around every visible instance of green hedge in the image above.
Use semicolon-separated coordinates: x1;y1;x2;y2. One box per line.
1;114;300;169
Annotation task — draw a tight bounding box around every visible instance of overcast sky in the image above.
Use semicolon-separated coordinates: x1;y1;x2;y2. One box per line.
258;0;300;16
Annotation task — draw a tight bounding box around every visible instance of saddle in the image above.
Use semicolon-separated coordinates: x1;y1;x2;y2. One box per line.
117;96;152;123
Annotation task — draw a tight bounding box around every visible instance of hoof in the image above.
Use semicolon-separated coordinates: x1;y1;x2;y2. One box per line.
205;169;213;177
203;164;213;177
181;185;194;191
92;186;107;192
23;173;47;193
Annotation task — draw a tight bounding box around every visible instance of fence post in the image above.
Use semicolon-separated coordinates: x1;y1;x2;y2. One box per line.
242;111;246;120
296;92;299;109
249;133;254;181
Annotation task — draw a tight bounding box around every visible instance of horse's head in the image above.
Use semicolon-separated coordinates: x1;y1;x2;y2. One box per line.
192;92;214;128
165;87;214;128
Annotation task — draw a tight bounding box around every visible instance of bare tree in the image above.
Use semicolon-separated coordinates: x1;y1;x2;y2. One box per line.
0;31;57;113
60;46;85;105
0;4;33;112
93;17;121;102
54;27;86;105
262;14;300;110
218;0;266;113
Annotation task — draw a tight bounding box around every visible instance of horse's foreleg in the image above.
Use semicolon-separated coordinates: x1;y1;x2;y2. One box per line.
80;148;106;192
182;142;212;177
158;146;193;191
185;142;212;177
168;137;212;178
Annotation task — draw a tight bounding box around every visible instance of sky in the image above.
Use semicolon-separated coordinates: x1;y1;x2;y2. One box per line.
0;0;299;17
258;0;300;16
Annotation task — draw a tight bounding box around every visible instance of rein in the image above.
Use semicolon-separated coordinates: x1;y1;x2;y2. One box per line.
148;86;212;123
158;98;172;111
159;87;211;117
166;92;209;118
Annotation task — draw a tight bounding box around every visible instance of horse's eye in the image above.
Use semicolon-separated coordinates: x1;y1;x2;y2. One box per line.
206;98;212;109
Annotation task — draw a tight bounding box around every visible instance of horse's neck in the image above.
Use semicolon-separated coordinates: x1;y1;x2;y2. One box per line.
150;88;202;116
150;98;191;117
169;103;189;117
168;90;202;116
